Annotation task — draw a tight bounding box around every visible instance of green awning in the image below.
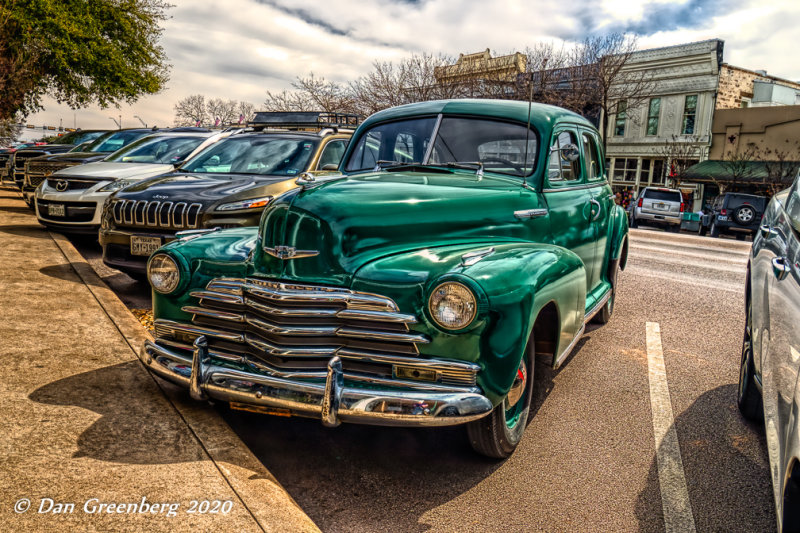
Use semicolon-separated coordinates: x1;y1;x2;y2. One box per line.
682;160;770;183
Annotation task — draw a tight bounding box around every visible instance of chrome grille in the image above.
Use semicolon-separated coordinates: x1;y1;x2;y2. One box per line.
45;178;96;191
110;199;202;229
154;278;478;388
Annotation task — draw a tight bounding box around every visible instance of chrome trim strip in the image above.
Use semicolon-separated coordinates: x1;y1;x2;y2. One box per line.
172;202;187;228
182;306;246;322
155;319;244;343
553;324;586;370
422;113;444;163
190;290;245;305
141;340;492;427
513;208;548;219
543;181;609;193
245;283;398;312
584;288;611;323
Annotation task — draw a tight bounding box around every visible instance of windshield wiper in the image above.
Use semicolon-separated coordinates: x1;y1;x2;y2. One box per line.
444;161;484;178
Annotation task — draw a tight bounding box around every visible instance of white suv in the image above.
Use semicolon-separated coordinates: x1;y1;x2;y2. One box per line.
630;187;685;232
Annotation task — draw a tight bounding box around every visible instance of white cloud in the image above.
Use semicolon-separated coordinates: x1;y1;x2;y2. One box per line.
23;0;800;132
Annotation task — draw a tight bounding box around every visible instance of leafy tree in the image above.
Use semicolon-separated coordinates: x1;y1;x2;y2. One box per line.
0;117;22;146
0;0;170;121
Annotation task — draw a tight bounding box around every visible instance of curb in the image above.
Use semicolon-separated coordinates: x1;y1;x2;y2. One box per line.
48;230;319;533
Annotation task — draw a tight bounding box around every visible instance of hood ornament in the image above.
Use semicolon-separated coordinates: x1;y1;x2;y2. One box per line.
55;180;68;192
263;245;319;260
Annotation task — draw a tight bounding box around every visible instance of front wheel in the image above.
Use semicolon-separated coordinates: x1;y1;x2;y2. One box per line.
467;346;534;459
738;297;763;421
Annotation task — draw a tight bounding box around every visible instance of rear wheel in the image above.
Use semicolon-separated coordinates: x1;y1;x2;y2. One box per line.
710;222;720;238
737;296;763;421
594;253;621;324
467;345;534;459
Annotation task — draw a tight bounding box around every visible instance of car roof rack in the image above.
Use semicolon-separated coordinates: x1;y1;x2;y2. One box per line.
248;111;360;133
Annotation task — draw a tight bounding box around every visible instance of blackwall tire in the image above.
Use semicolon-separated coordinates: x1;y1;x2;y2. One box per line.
467;342;534;459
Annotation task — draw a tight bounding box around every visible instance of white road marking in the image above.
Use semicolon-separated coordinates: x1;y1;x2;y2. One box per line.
646;322;697;533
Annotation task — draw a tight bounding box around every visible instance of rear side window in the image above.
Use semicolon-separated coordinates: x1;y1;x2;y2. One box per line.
643;189;681;202
725;195;766;211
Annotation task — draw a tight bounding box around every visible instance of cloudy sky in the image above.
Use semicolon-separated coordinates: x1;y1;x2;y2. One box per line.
23;0;800;132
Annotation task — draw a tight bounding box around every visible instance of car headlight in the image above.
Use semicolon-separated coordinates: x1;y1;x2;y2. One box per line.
428;281;477;330
98;179;135;192
215;196;273;212
147;253;180;294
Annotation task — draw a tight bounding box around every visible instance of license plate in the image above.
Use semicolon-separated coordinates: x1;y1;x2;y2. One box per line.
130;236;162;256
717;215;729;221
655;202;666;210
47;203;65;217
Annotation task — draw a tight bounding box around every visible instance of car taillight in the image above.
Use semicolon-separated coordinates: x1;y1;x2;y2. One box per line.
721;209;727;216
637;198;643;208
680;203;686;213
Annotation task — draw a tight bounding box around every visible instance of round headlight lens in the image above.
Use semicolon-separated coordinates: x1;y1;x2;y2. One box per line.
428;282;477;330
148;254;180;294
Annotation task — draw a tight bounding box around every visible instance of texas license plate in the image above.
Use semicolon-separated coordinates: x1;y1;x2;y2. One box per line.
655;202;666;210
47;203;65;217
130;236;162;256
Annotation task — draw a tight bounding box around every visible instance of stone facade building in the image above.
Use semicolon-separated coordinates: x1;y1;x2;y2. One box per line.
434;49;526;97
605;39;723;206
717;65;800;109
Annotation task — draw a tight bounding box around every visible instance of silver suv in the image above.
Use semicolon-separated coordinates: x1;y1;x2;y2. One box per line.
630;187;685;232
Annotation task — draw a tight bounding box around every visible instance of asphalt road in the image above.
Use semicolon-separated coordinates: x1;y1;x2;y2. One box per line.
68;226;776;532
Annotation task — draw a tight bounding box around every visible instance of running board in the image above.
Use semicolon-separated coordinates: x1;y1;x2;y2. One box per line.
552;288;612;369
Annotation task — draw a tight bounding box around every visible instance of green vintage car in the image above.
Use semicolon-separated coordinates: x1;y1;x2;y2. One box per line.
140;99;629;458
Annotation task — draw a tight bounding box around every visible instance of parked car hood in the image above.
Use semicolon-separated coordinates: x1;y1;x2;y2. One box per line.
52;161;176;180
114;172;292;205
255;169;542;285
35;151;108;164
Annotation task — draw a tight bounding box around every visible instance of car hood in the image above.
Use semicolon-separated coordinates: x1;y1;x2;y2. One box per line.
52;161;175;180
36;152;107;164
255;169;541;285
113;172;294;205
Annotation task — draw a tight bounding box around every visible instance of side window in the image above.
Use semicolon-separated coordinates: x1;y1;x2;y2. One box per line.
346;131;381;170
581;133;603;181
317;140;346;169
547;130;582;184
393;133;417;163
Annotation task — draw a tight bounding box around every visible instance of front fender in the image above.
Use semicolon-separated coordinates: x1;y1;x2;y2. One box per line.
153;227;258;323
352;242;586;406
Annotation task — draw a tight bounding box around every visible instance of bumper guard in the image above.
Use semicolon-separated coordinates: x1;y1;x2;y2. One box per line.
140;337;493;427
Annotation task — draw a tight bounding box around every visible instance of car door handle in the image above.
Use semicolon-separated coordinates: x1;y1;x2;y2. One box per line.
772;257;791;281
589;199;601;221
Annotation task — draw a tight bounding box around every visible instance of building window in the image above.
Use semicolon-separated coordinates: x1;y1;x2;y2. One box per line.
651;159;665;184
640;159;651;183
612;157;637;182
614;100;627;137
682;95;698;134
646;98;661;136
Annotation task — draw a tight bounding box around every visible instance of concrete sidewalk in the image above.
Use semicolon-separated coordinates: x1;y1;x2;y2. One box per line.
0;186;318;532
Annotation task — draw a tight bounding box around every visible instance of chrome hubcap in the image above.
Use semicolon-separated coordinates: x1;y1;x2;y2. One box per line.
506;360;527;409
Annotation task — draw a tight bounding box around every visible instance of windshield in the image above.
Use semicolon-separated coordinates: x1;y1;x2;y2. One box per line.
105;135;207;164
344;116;538;177
181;136;319;176
53;130;105;145
84;130;153;153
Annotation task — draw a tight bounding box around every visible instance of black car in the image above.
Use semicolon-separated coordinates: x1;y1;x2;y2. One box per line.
738;176;800;532
699;192;768;239
20;128;184;203
99;112;356;278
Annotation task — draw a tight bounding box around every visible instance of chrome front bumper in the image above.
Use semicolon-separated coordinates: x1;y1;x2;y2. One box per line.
140;337;493;427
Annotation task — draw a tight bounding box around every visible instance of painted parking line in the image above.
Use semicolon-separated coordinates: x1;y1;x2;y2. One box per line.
646;322;697;533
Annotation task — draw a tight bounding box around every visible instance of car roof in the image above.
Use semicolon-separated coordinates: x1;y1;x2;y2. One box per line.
358;99;595;132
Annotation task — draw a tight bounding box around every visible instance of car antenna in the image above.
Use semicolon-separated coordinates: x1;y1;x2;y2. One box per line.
522;67;536;191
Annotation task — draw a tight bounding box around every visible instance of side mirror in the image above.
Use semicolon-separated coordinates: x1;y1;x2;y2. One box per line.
560;143;580;162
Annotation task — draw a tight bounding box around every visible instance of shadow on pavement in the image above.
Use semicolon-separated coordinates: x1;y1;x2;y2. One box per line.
635;384;775;532
29;361;207;464
220;342;583;532
0;224;51;239
0;205;36;215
